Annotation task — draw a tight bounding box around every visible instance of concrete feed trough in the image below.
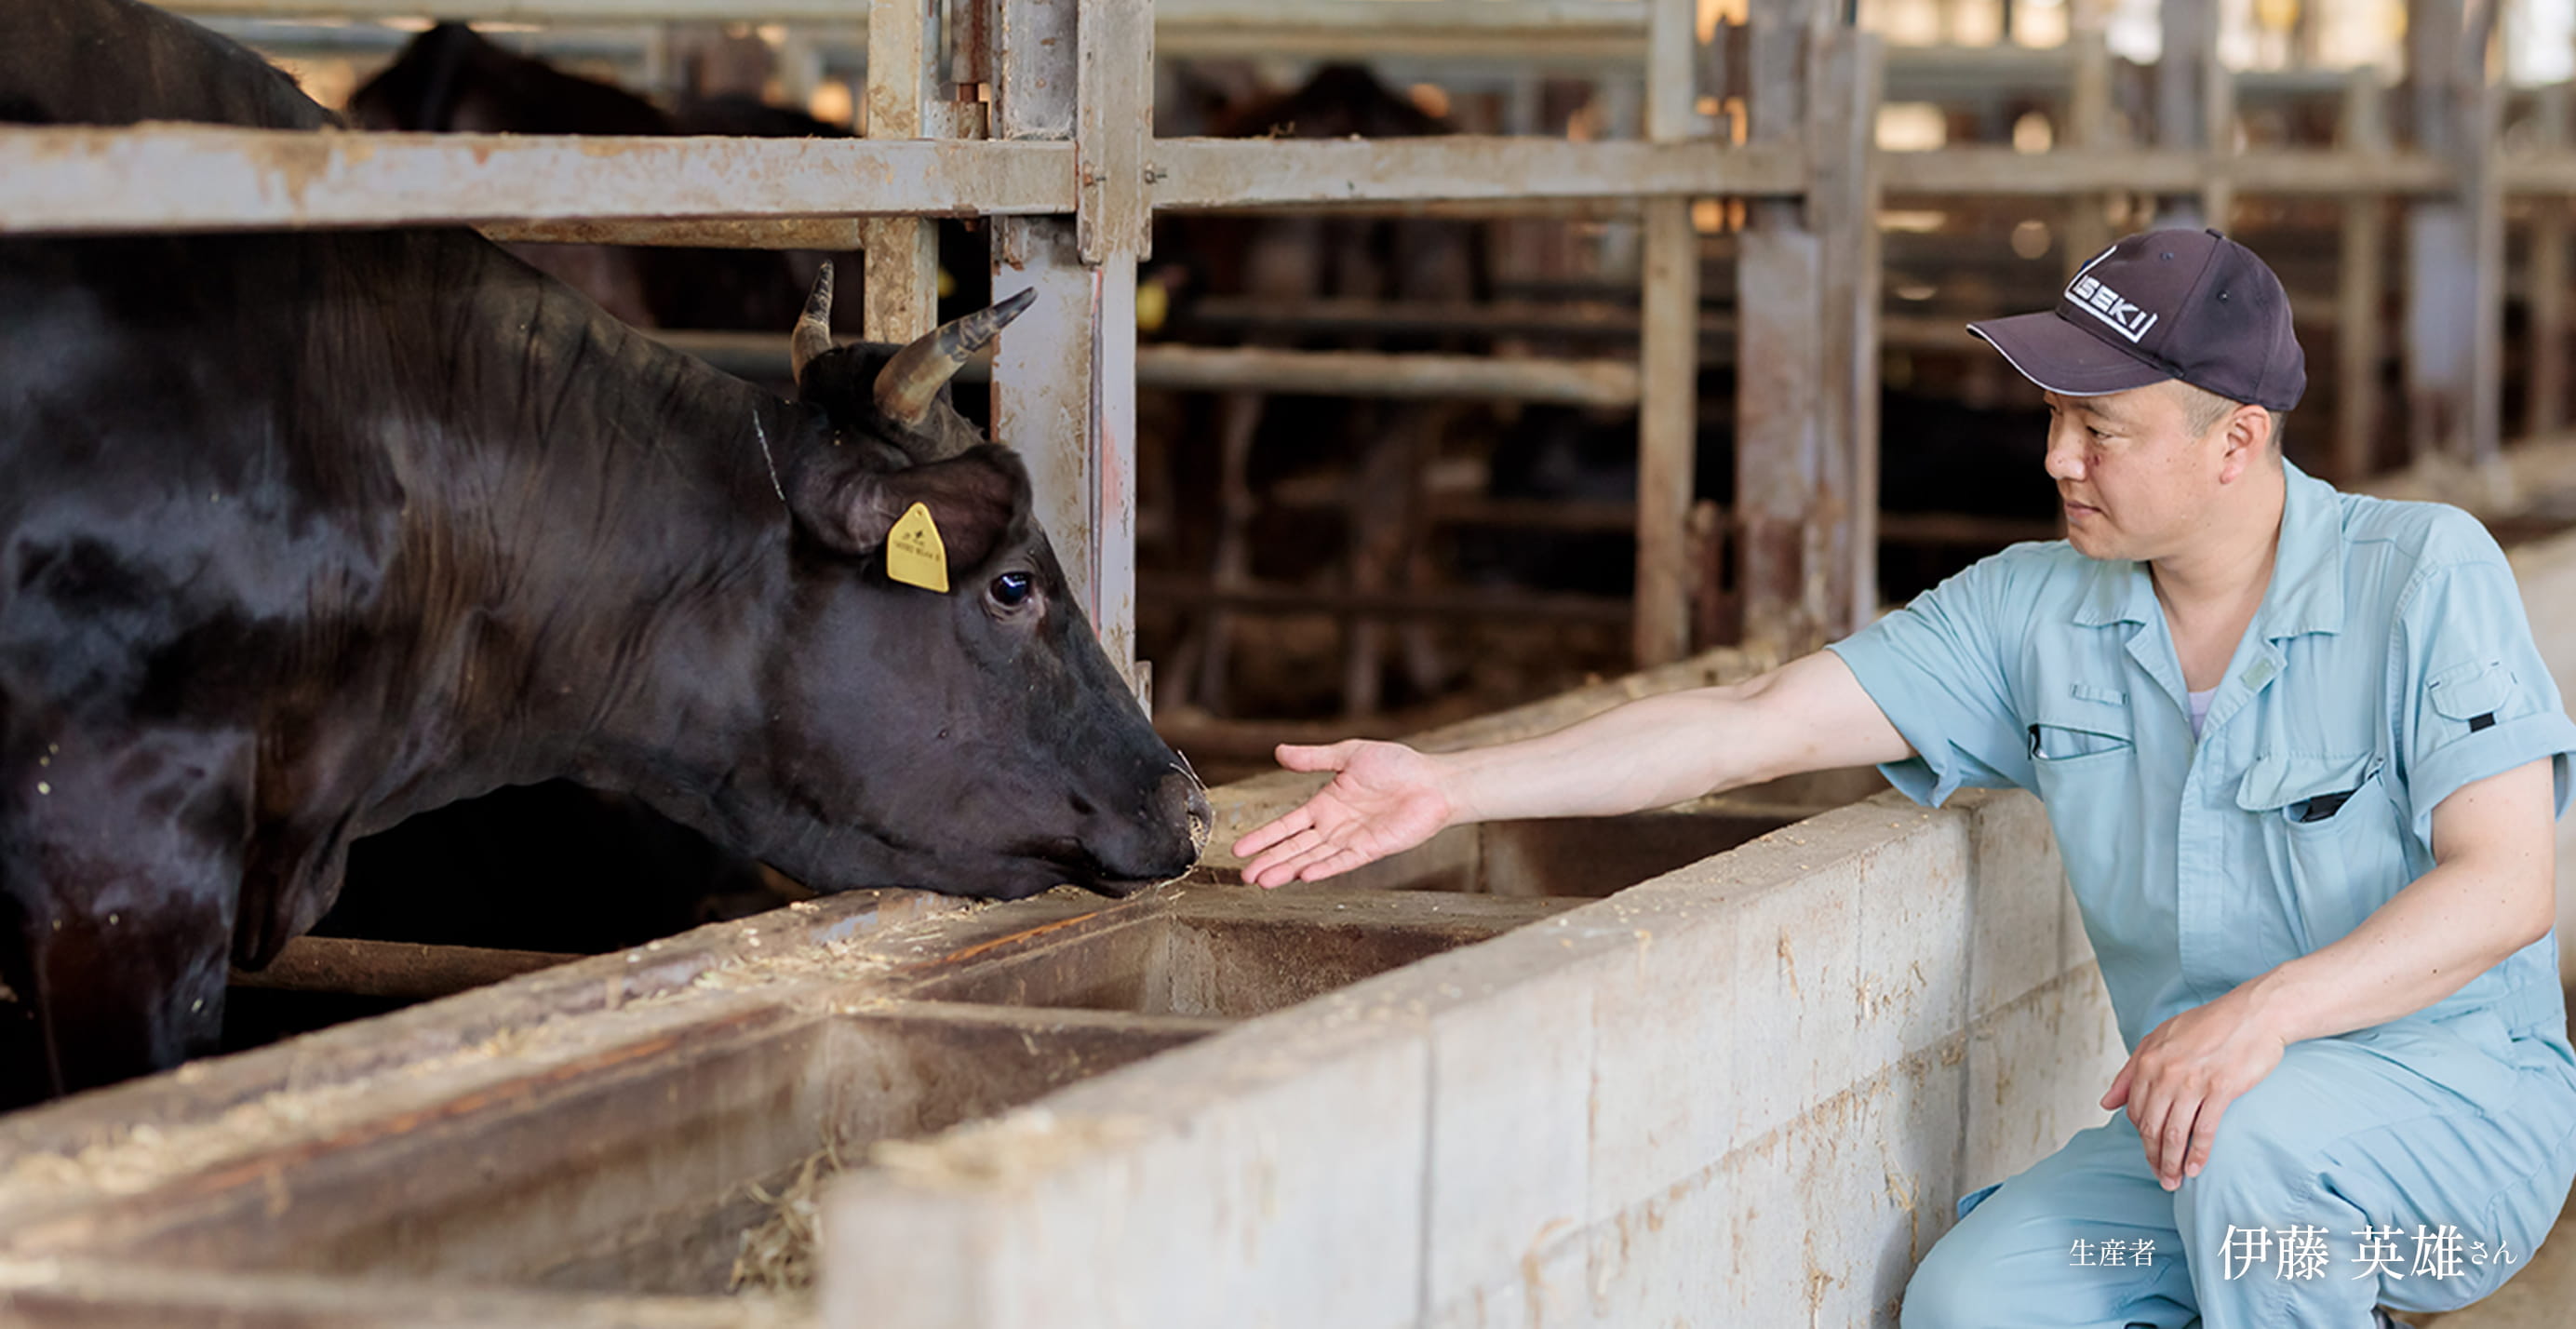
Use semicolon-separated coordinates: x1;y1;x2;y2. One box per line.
0;646;1932;1327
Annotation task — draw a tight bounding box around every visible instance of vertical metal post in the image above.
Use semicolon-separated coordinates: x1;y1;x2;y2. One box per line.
989;0;1144;680
2403;0;2499;467
2463;23;2504;468
2063;18;2114;278
864;0;944;342
1633;0;1700;664
1734;0;1833;654
2533;85;2571;436
2155;0;2228;229
1814;26;1882;632
2337;67;2390;483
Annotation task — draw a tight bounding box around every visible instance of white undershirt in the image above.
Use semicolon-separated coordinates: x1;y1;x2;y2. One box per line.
2189;686;2218;736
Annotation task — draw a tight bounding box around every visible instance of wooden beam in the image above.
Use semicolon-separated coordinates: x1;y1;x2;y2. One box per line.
229;938;579;1003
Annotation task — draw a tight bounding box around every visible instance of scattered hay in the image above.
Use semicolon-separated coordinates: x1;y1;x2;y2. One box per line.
729;1138;848;1296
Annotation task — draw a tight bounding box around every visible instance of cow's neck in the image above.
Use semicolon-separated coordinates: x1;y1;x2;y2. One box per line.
371;248;804;819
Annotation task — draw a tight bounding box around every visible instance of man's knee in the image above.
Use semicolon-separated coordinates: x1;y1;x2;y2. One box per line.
2174;1081;2330;1237
1899;1231;1983;1329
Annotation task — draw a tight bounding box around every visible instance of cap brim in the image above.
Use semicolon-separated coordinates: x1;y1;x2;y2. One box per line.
1966;311;2172;396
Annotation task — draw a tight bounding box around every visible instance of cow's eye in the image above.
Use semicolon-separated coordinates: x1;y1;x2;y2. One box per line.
989;571;1035;609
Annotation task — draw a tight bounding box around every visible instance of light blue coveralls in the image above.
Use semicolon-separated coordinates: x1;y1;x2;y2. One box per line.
1827;463;2576;1327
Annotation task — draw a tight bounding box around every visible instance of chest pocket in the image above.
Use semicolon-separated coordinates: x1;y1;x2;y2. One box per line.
2028;691;2135;765
2026;691;2140;909
2234;752;2408;950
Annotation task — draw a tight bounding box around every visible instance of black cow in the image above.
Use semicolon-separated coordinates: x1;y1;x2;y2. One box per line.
0;0;1205;1106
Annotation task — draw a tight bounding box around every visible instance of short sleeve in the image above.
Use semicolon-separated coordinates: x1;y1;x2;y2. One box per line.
1825;557;2034;807
2394;554;2576;843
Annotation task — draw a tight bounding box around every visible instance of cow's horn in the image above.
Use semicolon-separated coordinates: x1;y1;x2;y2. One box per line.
790;262;836;385
873;289;1038;427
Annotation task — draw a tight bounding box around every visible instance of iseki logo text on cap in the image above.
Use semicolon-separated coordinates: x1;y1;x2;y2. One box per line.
2068;273;2158;344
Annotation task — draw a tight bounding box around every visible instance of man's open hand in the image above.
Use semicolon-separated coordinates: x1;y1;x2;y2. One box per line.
1232;740;1455;888
2102;985;2289;1190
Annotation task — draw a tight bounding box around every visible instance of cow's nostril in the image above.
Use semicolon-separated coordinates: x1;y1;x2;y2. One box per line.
1156;769;1213;852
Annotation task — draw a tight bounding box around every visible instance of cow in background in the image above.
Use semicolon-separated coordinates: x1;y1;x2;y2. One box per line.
1151;64;1492;717
0;0;1204;1105
346;21;821;334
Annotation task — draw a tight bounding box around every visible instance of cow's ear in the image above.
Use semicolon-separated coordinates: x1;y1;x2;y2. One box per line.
789;443;1029;573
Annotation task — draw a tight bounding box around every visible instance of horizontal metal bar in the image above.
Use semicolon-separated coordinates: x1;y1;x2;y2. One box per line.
1156;0;1648;61
174;0;1652;60
1152;138;1803;208
652;330;1640;405
172;0;872;20
2502;156;2576;195
1138;574;1633;623
479;217;867;248
0;126;1075;235
1137;344;1640;404
1881;147;2458;196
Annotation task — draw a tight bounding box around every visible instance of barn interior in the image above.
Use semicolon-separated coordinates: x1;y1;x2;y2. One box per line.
7;0;2576;1325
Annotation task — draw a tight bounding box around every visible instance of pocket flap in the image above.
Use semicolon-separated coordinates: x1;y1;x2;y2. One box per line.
2033;689;2132;741
2235;751;2374;812
2428;660;2515;721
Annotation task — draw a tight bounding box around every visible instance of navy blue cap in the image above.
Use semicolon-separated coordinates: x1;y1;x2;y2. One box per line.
1968;228;2306;413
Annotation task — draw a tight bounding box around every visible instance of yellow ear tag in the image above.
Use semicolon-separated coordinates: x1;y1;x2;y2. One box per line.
886;503;950;593
1135;280;1170;334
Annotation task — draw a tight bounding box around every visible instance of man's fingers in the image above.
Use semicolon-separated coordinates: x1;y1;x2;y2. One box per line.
2101;1060;2136;1111
2132;1087;2172;1183
2159;1096;2197;1188
2183;1092;2234;1180
1231;807;1316;860
1300;845;1373;882
1260;836;1350;887
1274;740;1359;773
1242;827;1329;888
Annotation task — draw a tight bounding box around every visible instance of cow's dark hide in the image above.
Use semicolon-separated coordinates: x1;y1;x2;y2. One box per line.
0;0;1203;1107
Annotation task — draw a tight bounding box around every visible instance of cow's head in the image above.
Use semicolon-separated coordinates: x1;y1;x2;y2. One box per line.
735;266;1207;901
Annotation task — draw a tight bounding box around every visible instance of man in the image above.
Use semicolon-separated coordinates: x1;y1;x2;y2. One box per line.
1233;229;2576;1327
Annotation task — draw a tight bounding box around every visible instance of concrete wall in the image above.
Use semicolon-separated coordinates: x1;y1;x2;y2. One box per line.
812;520;2576;1329
821;785;2125;1328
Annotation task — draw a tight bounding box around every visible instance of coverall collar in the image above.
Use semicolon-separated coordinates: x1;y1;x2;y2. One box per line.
2068;459;2344;641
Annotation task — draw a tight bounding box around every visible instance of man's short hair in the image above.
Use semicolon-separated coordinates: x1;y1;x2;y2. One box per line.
2172;379;2288;452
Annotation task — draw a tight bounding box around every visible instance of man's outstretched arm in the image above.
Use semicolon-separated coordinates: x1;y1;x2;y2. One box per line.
1234;651;1914;888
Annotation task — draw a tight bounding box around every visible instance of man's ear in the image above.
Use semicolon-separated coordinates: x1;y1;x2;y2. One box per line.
788;442;1030;572
2219;402;2271;483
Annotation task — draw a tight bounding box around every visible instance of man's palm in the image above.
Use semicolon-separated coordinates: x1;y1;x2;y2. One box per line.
1234;741;1453;887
